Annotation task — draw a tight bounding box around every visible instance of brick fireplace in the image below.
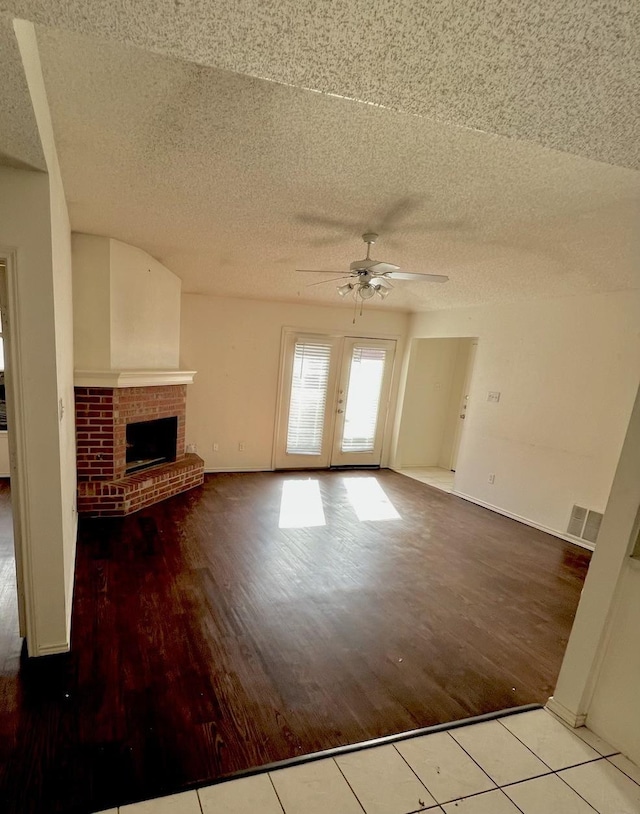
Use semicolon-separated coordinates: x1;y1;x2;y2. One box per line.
75;382;204;516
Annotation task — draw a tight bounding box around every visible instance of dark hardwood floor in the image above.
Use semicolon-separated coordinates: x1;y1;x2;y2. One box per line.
0;471;590;814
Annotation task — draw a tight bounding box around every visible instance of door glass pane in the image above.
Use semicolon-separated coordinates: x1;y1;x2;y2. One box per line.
286;342;332;455
341;347;387;453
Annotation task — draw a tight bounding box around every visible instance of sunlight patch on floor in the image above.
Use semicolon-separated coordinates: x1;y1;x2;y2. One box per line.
342;477;401;522
278;479;327;529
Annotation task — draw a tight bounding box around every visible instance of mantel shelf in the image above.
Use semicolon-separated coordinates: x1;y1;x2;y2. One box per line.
74;370;197;388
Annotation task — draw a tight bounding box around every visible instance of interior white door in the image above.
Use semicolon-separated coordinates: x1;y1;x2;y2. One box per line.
330;338;396;467
450;340;477;471
275;334;396;470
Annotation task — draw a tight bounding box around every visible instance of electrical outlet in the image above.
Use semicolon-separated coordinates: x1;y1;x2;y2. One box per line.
238;442;245;452
213;443;219;452
488;473;495;484
186;443;197;453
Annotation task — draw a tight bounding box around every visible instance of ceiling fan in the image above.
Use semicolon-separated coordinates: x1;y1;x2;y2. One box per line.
297;233;449;314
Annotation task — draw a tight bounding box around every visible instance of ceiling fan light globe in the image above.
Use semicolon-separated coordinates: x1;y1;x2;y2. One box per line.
337;283;353;297
377;286;390;300
359;283;375;300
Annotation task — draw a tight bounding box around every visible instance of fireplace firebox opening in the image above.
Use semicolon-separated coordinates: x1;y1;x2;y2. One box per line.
126;416;178;474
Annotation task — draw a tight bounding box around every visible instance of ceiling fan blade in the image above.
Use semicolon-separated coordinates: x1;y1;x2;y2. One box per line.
399;219;467;233
296;214;358;231
385;272;449;282
376;196;424;232
306;276;354;287
369;261;400;274
296;269;348;274
308;235;350;247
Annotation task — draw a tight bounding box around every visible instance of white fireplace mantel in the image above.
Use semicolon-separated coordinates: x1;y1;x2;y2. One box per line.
74;370;197;388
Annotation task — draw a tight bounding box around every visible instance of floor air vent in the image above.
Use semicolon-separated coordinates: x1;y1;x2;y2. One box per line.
568;505;603;544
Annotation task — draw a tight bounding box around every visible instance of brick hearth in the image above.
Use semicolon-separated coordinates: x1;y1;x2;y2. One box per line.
75;384;204;516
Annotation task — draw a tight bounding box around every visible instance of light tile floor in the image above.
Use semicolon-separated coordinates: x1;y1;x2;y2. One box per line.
395;467;456;493
98;708;640;814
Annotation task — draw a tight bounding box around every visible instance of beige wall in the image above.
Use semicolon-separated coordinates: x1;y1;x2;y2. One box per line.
550;383;640;764
587;562;640;763
72;233;111;370
397;337;473;469
181;294;409;471
110;238;181;369
409;290;640;540
72;234;181;371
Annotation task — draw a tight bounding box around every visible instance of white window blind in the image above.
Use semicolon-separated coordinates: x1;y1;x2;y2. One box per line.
286;342;332;455
341;347;387;453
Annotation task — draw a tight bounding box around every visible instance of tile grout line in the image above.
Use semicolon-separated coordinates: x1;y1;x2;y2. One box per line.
544;709;621;758
109;712;635;814
330;756;372;814
391;741;440;811
496;757;606;792
494;711;620;791
195;785;205;814
606;756;640;788
390;740;446;808
266;772;286;814
494;788;527;814
425;734;529;814
551;761;604;813
445;724;543;799
495;714;559;773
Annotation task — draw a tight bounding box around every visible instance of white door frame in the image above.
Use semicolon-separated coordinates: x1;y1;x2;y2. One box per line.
272;327;401;470
0;248;33;644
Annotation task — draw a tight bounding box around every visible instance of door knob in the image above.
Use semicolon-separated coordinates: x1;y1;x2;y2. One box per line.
337;409;344;414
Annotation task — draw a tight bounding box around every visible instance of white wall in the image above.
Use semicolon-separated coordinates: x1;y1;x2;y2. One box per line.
71;233;111;370
397;337;473;469
397;338;462;467
110;238;181;369
72;234;182;371
181;295;409;471
549;383;640;764
587;563;640;763
408;290;640;540
0;167;75;654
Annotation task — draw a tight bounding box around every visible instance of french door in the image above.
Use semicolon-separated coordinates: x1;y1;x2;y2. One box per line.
274;332;396;469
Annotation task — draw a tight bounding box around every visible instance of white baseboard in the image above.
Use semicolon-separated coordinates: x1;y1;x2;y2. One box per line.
205;467;272;473
546;696;587;728
451;491;595;551
35;639;71;657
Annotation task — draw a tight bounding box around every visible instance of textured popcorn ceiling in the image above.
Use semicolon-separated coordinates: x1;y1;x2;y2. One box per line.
2;0;640;170
0;18;44;169
36;26;639;311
